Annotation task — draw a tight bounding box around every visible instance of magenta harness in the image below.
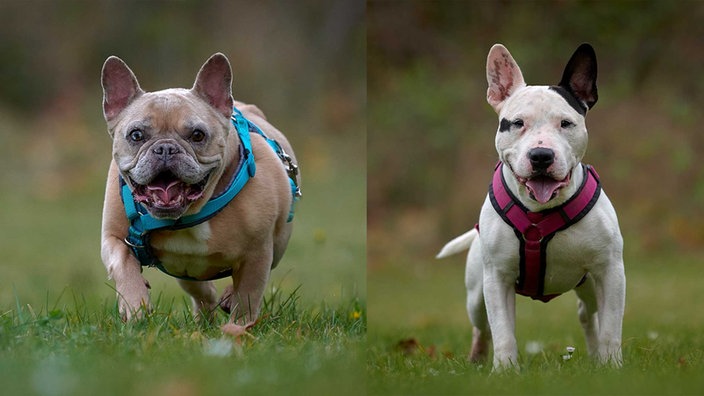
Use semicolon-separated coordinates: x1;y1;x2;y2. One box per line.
486;162;601;302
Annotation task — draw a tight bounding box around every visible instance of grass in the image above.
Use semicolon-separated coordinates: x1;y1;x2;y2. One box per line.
1;287;365;396
367;250;704;395
0;114;366;394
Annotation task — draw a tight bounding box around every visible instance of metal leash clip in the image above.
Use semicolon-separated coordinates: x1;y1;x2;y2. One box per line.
281;150;301;198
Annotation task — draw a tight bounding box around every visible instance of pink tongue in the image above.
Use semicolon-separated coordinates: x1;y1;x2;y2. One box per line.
147;180;183;204
525;176;562;204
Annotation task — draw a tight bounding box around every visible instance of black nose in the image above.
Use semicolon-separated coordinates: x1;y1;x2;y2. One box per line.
528;147;555;170
152;142;181;160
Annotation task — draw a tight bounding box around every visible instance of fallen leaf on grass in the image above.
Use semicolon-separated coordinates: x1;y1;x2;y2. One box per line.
397;338;421;355
395;337;440;358
426;345;437;359
220;315;267;344
221;323;256;343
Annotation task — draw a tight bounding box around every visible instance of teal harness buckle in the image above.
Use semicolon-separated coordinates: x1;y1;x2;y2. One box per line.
120;107;300;280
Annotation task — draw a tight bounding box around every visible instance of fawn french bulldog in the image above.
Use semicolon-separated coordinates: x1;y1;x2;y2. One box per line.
100;53;300;333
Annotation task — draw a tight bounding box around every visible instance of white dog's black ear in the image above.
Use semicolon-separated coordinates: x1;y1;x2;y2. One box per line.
486;44;526;112
101;56;144;122
558;43;598;110
192;53;234;119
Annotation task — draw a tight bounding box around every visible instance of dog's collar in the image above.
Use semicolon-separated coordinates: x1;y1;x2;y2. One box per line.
121;107;300;281
488;162;601;301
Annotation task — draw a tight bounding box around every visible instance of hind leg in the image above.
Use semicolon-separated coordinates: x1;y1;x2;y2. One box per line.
574;275;599;357
466;242;491;362
178;279;219;321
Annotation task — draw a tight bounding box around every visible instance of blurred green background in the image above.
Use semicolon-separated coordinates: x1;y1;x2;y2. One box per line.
369;0;704;261
367;0;704;355
0;1;365;309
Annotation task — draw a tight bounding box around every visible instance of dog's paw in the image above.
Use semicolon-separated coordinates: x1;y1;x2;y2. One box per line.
598;345;623;368
119;301;152;321
116;279;152;321
491;354;521;373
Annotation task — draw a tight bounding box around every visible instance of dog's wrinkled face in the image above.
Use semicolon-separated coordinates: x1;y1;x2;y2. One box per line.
111;91;228;218
486;44;598;206
101;54;235;219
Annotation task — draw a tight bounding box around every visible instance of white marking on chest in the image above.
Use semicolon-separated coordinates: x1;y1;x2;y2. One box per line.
161;221;212;255
152;221;233;278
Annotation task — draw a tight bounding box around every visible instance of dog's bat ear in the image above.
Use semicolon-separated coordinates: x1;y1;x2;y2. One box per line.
192;53;234;119
559;43;598;110
486;44;526;113
101;56;143;122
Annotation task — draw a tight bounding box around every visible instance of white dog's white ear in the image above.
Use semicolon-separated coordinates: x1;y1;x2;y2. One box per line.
192;53;234;119
486;44;525;112
101;56;144;122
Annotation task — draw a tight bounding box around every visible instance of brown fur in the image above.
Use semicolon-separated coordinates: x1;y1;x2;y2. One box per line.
100;54;298;329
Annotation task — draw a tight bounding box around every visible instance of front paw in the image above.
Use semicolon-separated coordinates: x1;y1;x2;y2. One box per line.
598;343;623;367
492;356;520;373
116;278;152;320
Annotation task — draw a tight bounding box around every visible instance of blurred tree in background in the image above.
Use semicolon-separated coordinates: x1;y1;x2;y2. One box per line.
368;1;704;265
0;1;364;115
0;0;364;198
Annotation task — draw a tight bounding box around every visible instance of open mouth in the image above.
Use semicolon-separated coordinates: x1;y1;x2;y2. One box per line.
515;171;571;204
131;171;209;215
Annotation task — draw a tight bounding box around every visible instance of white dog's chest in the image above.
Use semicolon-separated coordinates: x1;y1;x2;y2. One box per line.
482;229;591;295
480;189;621;298
149;222;235;279
481;162;606;299
541;234;594;293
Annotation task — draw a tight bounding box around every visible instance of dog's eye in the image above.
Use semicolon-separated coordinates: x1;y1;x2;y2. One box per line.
128;129;145;142
190;129;206;143
511;119;524;128
561;120;575;128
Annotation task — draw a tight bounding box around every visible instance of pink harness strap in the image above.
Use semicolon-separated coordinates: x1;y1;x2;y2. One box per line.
488;162;601;302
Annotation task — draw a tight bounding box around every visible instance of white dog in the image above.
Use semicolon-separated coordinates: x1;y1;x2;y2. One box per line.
437;43;625;370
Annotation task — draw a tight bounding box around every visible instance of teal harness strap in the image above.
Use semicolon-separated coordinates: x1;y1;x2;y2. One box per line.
120;107;300;281
232;108;301;221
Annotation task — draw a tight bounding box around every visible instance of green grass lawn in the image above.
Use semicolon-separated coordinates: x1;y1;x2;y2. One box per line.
368;250;704;395
2;288;365;396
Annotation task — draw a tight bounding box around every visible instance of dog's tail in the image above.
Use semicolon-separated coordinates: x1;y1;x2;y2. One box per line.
436;228;478;259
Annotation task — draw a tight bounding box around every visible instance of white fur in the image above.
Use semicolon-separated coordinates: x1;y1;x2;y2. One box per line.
435;229;477;259
149;221;235;279
161;221;212;255
439;44;625;370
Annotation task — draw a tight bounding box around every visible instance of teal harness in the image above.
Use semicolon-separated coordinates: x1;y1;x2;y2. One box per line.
121;107;300;281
